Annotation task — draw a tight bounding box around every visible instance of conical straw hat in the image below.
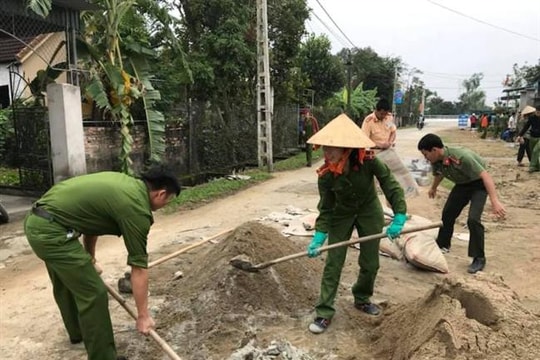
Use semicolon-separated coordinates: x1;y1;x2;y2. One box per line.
307;113;376;148
521;105;536;116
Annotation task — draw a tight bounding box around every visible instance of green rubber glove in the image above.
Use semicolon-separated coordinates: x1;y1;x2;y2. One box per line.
307;231;328;258
386;213;407;240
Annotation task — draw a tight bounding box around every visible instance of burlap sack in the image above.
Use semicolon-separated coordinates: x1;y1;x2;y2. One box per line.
376;148;419;198
403;233;449;273
379;237;403;260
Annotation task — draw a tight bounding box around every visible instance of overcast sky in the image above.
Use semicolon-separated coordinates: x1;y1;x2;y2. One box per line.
305;0;540;104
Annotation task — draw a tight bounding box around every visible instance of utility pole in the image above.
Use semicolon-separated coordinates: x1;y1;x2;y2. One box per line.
256;0;273;171
420;88;426;117
346;49;352;115
391;65;398;116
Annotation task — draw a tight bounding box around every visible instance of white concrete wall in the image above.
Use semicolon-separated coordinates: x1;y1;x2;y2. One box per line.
0;63;25;102
46;83;87;183
0;64;9;86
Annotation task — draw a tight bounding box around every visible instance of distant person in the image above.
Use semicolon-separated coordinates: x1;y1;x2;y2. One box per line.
480;113;489;138
480;113;489;129
300;108;320;167
469;113;477;129
418;134;506;274
361;98;396;150
417;114;425;130
24;165;181;360
516;105;540;173
508;112;517;140
515;110;531;167
305;114;407;334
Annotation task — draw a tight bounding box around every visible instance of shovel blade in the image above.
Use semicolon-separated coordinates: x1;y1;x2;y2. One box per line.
229;254;260;273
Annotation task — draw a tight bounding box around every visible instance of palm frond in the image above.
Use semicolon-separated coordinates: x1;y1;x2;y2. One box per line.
129;58;166;162
86;76;112;112
26;0;52;17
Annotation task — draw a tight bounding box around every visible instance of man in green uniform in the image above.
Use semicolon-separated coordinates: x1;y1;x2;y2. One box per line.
417;134;506;274
300;108;320;167
304;114;407;334
24;165;180;360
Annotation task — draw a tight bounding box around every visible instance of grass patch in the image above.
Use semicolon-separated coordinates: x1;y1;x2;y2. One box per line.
0;166;19;186
165;170;272;212
165;148;323;212
273;148;322;171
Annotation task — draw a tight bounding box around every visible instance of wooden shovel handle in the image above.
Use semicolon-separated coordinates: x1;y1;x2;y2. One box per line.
103;282;183;360
148;228;234;268
254;222;442;270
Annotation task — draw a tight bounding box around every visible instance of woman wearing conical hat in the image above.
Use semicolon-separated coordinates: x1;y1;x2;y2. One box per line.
516;105;540;173
305;114;407;334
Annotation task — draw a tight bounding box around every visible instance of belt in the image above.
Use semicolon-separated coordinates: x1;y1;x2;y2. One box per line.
32;204;55;222
31;205;81;239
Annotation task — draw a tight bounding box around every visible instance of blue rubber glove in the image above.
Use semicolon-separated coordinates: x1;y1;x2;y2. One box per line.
386;213;407;240
307;231;328;258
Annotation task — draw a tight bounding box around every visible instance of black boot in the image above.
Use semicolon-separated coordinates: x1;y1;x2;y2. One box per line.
467;257;486;274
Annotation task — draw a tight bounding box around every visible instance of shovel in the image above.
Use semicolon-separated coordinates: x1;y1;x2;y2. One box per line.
118;228;234;293
104;282;183;360
230;222;442;272
93;264;183;360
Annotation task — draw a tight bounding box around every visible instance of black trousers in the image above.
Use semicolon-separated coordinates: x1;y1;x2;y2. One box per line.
517;138;531;163
436;179;487;258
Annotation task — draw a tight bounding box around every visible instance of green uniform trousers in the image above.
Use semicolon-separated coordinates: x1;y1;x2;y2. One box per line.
305;143;313;166
24;213;117;360
315;216;381;320
529;136;540;171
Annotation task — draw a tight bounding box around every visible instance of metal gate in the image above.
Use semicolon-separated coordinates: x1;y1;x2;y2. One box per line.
11;105;52;192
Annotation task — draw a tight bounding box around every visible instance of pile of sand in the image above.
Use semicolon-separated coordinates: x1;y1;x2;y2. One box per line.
131;221;323;360
373;274;540;360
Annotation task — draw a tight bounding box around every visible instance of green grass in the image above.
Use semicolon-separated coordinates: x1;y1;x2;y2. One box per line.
273;148;323;171
165;170;271;212
0;166;19;186
165;149;323;212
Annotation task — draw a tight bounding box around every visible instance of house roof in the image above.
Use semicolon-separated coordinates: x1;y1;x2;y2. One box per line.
0;36;37;63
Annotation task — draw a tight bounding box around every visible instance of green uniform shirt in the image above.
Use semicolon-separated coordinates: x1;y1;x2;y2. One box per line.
37;172;153;268
315;157;407;233
432;146;486;184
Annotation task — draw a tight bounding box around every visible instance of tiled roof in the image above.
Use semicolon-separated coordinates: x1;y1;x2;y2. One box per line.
0;37;36;63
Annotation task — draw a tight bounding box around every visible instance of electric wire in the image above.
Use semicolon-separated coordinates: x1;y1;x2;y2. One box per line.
309;10;351;49
313;0;358;48
427;0;540;42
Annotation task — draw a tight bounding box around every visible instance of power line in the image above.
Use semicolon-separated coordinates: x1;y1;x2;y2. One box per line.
429;86;504;90
313;0;357;48
309;10;351;49
427;0;540;42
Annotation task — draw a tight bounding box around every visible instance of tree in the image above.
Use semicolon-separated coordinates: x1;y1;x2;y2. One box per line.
173;0;308;105
337;47;401;102
458;73;486;111
426;96;458;115
508;60;540;88
267;0;310;104
298;35;345;106
326;82;377;121
27;0;190;173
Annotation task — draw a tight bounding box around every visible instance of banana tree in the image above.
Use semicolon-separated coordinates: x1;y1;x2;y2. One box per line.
27;0;191;173
328;82;378;120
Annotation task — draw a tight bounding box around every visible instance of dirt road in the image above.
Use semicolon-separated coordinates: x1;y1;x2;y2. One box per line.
1;120;539;359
